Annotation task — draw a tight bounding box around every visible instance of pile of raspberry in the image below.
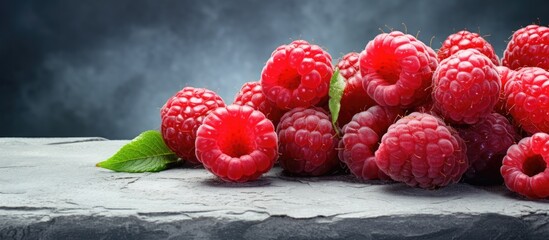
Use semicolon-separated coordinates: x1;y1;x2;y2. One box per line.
159;25;549;199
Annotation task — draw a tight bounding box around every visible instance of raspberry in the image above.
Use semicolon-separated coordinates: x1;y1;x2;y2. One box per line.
504;67;549;134
233;81;286;127
438;30;500;66
457;113;520;185
338;106;404;180
501;133;549;199
336;52;377;126
277;107;339;176
160;87;225;164
260;40;334;109
195;105;278;182
375;112;468;189
503;25;549;71
494;66;516;115
432;49;500;124
359;31;438;108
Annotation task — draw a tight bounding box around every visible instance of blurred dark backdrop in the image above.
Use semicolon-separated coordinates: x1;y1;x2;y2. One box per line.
1;0;547;139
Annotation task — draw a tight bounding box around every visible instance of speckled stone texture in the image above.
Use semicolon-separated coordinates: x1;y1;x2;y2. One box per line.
0;138;548;240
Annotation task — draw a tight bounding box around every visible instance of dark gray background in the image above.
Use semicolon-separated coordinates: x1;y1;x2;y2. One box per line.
1;0;546;139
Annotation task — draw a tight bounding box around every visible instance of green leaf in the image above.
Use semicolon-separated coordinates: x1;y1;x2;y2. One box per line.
96;130;178;173
328;68;346;136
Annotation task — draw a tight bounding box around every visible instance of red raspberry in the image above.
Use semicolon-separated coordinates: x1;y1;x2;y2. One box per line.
338;106;404;180
457;113;520;185
501;133;549;199
195;105;278;182
375;112;469;189
261;40;334;110
494;66;516;115
335;52;377;127
160;87;225;164
233;81;286;127
359;31;438;108
504;67;549;134
432;49;500;124
503;25;549;71
438;30;500;66
277;107;339;176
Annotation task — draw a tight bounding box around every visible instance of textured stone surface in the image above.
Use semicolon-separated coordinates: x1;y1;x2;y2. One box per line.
0;137;548;239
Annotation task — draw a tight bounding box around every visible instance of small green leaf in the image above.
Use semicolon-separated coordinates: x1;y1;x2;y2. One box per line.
96;130;178;173
329;68;346;136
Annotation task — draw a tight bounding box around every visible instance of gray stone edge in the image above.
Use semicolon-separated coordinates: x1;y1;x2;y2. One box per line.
1;213;548;240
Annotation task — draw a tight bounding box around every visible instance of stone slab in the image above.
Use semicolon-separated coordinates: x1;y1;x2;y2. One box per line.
0;138;548;239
